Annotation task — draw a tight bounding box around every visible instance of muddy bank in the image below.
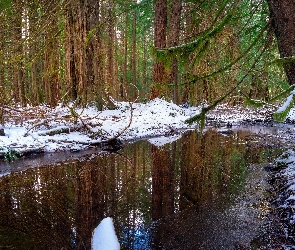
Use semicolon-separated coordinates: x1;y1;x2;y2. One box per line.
151;162;274;250
257;150;295;249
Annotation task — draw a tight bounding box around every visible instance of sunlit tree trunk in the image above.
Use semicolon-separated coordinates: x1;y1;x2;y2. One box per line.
151;0;167;99
43;12;60;107
267;0;295;85
28;3;44;105
86;0;106;108
65;0;110;107
13;6;25;105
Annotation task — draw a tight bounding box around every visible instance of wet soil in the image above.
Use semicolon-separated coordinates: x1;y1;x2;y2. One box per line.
152;163;272;250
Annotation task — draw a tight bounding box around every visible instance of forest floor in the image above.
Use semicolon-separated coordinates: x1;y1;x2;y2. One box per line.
1;98;295;249
0;98;287;157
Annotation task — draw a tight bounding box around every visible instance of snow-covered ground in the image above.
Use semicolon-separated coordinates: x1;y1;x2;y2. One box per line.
0;98;200;155
265;150;295;249
0;97;292;157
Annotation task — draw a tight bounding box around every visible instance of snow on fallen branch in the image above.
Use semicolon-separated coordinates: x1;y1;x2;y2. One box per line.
0;85;139;159
273;89;295;122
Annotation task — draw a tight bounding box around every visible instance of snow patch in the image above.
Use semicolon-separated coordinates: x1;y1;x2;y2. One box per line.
92;217;120;250
275;90;295;114
148;134;182;147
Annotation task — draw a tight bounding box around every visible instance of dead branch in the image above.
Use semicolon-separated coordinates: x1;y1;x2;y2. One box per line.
104;83;139;142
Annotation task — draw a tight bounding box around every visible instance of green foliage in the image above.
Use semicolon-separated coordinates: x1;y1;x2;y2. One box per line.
242;92;264;108
0;146;18;162
0;0;12;11
157;0;236;67
185;106;207;129
85;27;99;46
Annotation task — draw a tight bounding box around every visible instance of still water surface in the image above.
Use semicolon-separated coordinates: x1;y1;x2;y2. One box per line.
0;129;281;249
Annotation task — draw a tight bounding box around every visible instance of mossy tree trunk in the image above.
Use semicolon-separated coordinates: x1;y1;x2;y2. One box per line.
167;0;182;104
267;0;295;85
151;0;167;99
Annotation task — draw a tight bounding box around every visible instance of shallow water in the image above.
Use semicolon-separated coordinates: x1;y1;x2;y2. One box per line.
0;129;282;249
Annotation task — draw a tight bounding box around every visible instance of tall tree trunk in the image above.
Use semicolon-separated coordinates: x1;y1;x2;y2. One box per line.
142;33;148;99
65;2;80;101
0;23;5;99
182;2;196;104
267;0;295;85
167;0;182;104
66;0;109;108
43;10;60;107
122;10;129;100
131;8;137;99
0;20;5;121
13;6;25;105
86;0;104;107
29;4;43;105
151;0;167;99
106;0;115;97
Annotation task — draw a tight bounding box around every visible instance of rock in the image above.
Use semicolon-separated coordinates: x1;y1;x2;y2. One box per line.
0;126;5;136
100;139;123;152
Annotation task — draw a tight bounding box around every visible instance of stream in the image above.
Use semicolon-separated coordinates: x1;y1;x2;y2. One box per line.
0;128;285;249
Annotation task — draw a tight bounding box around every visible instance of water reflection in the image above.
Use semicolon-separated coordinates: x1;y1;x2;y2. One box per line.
0;129;280;249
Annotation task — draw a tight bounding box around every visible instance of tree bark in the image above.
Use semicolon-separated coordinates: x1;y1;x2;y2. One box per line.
65;0;108;107
167;0;182;104
151;0;167;99
132;8;137;99
13;6;25;105
106;0;115;97
267;0;295;85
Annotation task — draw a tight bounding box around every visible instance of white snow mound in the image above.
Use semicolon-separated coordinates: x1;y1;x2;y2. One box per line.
92;217;120;250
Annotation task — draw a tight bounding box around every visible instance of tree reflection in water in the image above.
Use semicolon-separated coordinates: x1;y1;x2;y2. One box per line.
0;129;279;249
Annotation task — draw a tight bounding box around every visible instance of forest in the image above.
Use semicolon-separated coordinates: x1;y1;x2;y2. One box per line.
0;0;294;119
2;1;295;249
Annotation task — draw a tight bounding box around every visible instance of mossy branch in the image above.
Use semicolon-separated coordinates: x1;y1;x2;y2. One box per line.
185;39;268;127
269;85;295;103
185;88;232;128
267;56;295;68
240;92;264;108
187;22;269;84
156;0;238;65
273;93;295;122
